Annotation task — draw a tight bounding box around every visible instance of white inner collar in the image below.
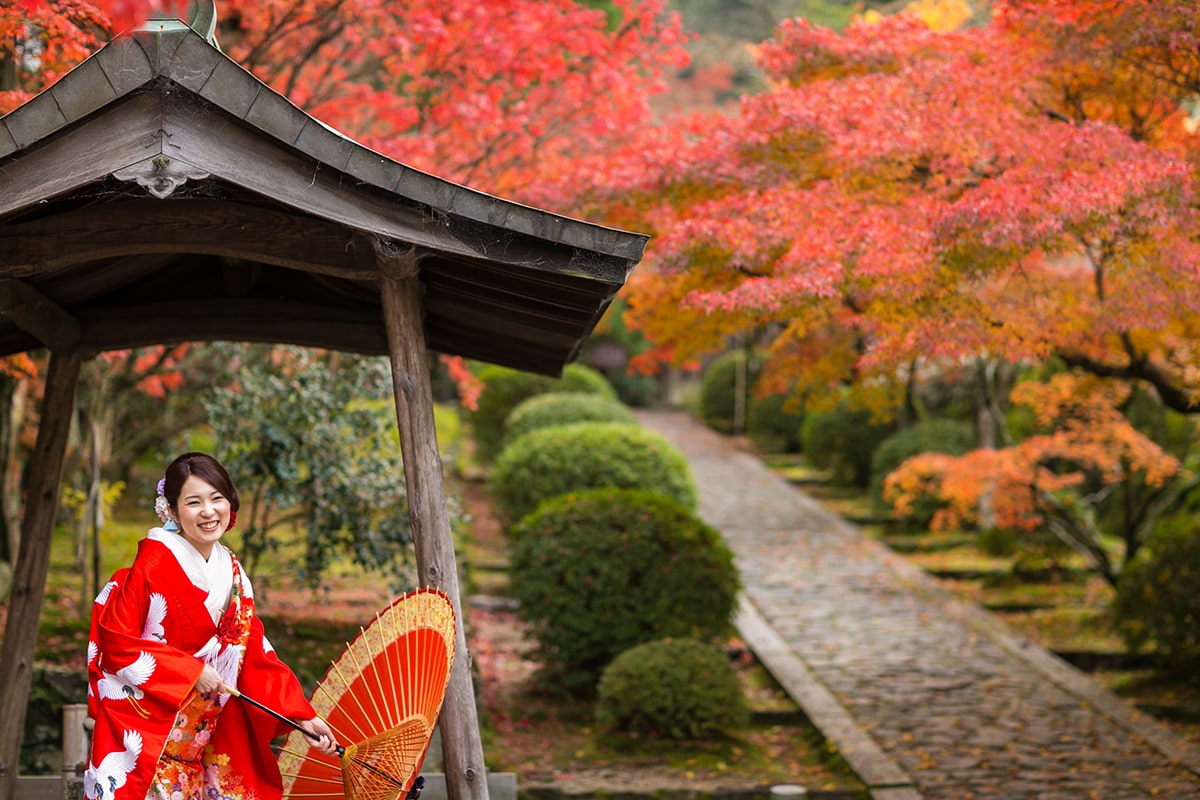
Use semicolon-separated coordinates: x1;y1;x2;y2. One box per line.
148;527;233;623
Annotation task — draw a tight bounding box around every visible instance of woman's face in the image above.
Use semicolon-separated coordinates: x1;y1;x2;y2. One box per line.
172;474;231;560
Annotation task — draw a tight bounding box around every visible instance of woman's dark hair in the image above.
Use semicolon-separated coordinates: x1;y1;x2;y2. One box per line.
163;452;240;513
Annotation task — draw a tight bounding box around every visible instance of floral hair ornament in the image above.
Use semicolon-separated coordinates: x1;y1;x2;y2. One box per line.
155;478;179;532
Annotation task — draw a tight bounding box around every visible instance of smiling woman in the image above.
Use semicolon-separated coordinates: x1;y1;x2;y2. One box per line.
162;456;237;562
84;452;338;800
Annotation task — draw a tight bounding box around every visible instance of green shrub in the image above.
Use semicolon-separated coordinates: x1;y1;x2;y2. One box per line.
1113;519;1200;673
747;392;804;454
700;351;762;434
802;406;896;488
489;422;696;526
871;418;975;522
597;638;748;740
582;328;662;408
975;526;1073;571
466;364;616;464
503;392;637;448
510;489;740;694
605;370;662;409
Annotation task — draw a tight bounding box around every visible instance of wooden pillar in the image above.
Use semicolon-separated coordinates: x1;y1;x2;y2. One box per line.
378;241;490;800
0;349;83;800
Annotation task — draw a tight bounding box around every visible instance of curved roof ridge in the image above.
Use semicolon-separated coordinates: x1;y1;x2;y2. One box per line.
0;22;647;263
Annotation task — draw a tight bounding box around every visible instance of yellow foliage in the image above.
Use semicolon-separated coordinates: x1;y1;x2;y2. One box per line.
906;0;976;33
61;481;128;527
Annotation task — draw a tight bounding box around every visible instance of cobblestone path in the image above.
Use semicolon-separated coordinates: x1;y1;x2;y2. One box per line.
639;411;1200;800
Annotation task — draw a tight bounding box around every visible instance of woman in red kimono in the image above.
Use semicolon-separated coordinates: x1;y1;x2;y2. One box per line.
85;453;338;800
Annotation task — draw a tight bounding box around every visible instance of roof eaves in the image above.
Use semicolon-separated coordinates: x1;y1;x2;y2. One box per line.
152;28;649;263
0;23;649;265
0;23;171;157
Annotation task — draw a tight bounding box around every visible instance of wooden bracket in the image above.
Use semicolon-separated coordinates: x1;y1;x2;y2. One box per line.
112;155;211;200
0;279;83;352
373;237;421;281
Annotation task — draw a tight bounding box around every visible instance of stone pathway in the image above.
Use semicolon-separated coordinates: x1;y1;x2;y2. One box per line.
638;411;1200;800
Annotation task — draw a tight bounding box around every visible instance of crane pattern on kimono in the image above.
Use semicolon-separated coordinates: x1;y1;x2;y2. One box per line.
141;593;168;642
96;651;158;718
84;729;143;800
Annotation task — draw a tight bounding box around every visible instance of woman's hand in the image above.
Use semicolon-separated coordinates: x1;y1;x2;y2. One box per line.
300;717;339;757
195;664;223;694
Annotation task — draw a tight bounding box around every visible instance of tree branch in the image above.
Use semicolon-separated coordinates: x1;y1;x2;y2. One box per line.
1057;350;1199;413
1039;491;1117;588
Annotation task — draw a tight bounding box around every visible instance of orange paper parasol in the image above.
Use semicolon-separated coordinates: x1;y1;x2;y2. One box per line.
277;588;457;800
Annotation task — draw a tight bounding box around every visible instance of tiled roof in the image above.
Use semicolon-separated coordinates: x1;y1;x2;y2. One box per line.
0;21;647;375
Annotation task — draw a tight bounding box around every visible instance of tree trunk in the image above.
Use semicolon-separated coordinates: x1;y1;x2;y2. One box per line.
0;49;16;94
974;359;1017;530
0;349;83;799
378;245;489;800
0;375;30;572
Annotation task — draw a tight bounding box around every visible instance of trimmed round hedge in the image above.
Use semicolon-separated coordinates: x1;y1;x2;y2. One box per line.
466;363;616;464
700;350;762;434
510;488;740;694
1114;519;1200;673
747;392;804;454
489;422;697;526
597;638;748;740
802;405;896;487
503;392;638;448
871;418;975;521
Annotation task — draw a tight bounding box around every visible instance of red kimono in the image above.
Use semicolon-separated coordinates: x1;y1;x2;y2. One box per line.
85;531;316;800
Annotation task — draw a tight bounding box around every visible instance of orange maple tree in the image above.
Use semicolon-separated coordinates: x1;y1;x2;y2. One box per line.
557;0;1200;581
884;373;1197;586
579;2;1199;409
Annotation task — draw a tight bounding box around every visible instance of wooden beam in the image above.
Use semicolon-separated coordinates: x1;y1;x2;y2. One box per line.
0;349;83;800
77;298;390;356
0;199;379;280
378;240;489;800
0;279;82;352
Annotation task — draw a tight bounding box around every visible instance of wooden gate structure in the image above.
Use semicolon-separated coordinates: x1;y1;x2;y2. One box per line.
0;16;647;800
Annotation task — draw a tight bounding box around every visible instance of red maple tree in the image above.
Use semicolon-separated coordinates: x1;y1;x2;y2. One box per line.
578;2;1199;412
4;0;689;201
554;0;1200;583
3;0;689;406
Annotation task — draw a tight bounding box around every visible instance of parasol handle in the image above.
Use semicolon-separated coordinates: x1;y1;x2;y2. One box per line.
223;684;346;757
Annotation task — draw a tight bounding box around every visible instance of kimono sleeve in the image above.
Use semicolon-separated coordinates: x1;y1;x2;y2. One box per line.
87;555;207;800
86;569;127;722
238;568;316;736
95;556;205;711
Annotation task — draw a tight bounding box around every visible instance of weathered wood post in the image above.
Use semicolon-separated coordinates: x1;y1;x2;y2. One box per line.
377;240;490;800
0;348;84;800
62;703;89;799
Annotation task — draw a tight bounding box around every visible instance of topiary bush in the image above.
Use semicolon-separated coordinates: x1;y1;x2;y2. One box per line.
489;422;697;526
1113;518;1200;674
700;350;762;434
870;418;976;522
974;525;1073;571
510;489;740;694
596;638;749;740
466;363;616;464
802;405;896;487
747;392;804;454
503;392;637;448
